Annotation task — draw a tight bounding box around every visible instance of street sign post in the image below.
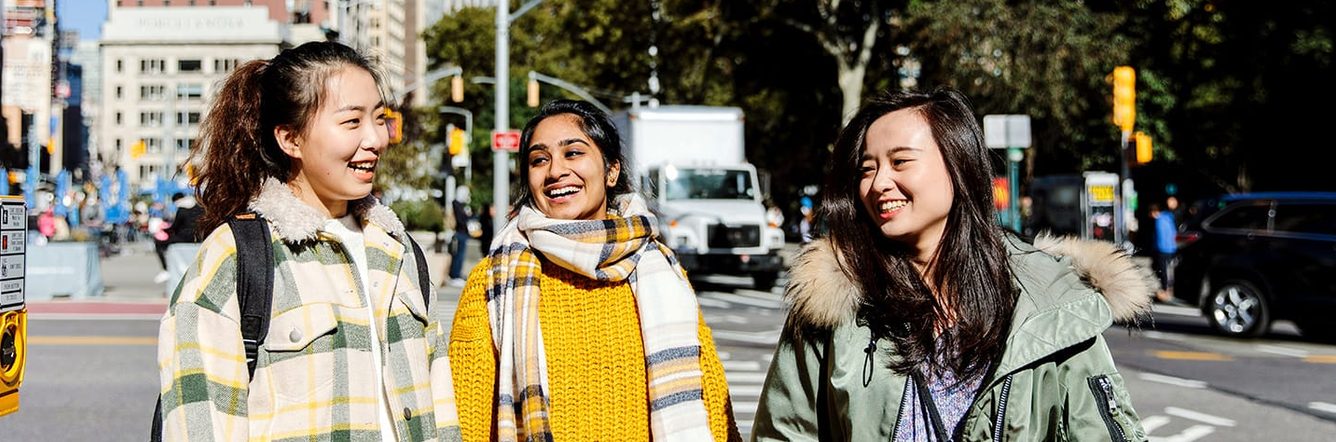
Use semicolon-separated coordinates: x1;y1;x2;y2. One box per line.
491;129;521;152
983;114;1031;231
0;196;28;416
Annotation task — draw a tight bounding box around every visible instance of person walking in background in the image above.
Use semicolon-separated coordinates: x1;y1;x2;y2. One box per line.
1151;199;1179;302
156;41;460;441
153;192;204;283
446;186;472;287
449;99;739;441
752;88;1150;441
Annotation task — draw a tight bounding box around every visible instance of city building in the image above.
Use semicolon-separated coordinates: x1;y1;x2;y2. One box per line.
100;4;283;185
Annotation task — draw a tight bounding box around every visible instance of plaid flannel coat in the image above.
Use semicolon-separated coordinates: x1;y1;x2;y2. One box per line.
157;179;462;441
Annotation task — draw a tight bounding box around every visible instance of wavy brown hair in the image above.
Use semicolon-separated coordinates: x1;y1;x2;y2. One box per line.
190;41;386;233
821;88;1016;380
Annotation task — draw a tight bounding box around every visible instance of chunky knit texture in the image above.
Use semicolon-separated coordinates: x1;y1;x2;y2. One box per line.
450;258;740;441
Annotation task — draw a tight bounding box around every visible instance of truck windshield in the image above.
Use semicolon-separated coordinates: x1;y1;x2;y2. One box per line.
665;169;755;200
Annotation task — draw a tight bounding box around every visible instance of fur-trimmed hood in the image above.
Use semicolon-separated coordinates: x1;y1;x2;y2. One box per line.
785;233;1155;330
249;177;406;244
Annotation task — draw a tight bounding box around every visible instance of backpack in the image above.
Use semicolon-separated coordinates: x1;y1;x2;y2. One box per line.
150;213;434;440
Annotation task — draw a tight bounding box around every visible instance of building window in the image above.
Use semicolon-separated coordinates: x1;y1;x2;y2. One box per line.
140;85;166;101
176;111;202;126
116;59;124;73
140;59;166;74
178;59;202;72
177;83;204;100
115;112;123;125
146;138;163;154
140;111;164;127
115;139;123;152
115;86;123;98
213;58;241;73
174;138;196;152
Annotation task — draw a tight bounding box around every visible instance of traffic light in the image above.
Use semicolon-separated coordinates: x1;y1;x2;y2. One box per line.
451;75;464;103
1134;131;1153;164
130;140;147;159
1112;66;1136;132
527;78;540;108
448;127;468;156
385;109;404;144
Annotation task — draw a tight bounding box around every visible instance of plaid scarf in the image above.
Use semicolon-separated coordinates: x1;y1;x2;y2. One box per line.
486;194;712;442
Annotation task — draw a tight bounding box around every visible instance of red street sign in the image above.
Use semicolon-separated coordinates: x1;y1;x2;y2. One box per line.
491;130;521;152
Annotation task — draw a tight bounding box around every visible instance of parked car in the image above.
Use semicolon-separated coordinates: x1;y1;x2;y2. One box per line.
1173;192;1336;340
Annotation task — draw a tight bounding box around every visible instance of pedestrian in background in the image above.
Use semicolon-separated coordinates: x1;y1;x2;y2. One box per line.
446;185;472;287
1151;198;1178;302
753;88;1151;441
449;99;739;441
156;41;460;441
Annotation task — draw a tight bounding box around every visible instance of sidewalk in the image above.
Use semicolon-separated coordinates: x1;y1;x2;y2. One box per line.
27;232;484;314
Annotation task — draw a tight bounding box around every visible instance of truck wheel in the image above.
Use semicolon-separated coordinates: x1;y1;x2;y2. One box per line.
752;272;779;292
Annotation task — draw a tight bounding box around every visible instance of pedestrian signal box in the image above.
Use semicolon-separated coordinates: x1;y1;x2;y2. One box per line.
0;196;28;417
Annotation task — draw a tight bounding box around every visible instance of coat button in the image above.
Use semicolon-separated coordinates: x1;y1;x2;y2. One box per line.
403;407;412;420
289;329;302;343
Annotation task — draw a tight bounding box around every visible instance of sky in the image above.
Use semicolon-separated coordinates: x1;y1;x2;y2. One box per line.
57;0;108;41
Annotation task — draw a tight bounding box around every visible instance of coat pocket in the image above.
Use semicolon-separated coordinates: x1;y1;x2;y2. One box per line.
1086;374;1142;442
264;303;341;402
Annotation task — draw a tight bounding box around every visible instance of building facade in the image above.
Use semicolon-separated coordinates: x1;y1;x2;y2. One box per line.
99;5;282;185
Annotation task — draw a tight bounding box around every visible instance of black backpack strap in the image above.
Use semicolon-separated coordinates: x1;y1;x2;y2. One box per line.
406;236;433;307
153;213;274;441
228;213;275;379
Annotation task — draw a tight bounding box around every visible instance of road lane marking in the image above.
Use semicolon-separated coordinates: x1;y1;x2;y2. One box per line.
1141;415;1170;433
1309;402;1336;414
1303;355;1336;364
1152;351;1232;361
1153;305;1201;317
712;329;781;345
697;297;731;309
29;336;157;346
722;360;762;371
1256;344;1309;358
1165;407;1236;427
729;384;763;397
702;292;784;309
28;313;162;321
1141;330;1185;341
727;372;768;383
1139;372;1208;389
1149;425;1214;442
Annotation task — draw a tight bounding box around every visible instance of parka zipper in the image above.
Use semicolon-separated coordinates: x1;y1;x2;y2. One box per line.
992;374;1013;442
1088;375;1127;441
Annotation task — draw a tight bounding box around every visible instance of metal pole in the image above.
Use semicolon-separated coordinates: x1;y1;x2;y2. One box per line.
493;1;510;226
1113;130;1130;247
1007;147;1021;232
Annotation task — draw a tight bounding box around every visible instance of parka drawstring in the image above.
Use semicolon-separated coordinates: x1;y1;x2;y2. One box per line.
862;336;878;387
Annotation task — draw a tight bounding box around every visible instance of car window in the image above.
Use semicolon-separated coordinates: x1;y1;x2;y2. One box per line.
1273;203;1336;236
1206;203;1271;231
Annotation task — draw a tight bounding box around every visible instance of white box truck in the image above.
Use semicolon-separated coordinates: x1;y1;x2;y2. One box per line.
615;105;785;290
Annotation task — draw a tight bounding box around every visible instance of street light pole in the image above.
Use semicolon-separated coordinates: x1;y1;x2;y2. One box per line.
494;1;510;225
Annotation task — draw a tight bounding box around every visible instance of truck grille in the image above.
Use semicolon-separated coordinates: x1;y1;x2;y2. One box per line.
708;224;761;248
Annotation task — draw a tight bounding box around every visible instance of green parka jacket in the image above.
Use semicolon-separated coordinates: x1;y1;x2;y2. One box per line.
752;235;1153;441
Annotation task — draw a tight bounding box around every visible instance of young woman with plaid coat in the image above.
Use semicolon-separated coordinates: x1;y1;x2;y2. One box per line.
448;100;741;441
156;42;461;441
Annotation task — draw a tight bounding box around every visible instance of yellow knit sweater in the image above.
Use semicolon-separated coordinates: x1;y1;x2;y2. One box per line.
449;257;739;441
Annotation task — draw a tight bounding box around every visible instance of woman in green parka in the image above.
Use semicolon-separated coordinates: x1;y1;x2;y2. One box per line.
752;88;1152;441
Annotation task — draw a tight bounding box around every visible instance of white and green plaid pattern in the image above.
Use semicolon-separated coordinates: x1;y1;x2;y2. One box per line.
158;215;462;441
486;195;713;441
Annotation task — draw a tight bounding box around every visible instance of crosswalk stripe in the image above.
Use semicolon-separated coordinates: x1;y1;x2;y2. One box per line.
701;292;784;309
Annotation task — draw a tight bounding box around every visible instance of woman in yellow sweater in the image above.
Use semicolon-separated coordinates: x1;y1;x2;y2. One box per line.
449;99;739;441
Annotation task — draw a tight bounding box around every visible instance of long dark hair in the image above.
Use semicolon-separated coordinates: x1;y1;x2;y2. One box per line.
513;99;633;215
190;41;386;233
822;88;1016;379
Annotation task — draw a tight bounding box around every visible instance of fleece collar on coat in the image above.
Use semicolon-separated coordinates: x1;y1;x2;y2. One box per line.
249;177;405;244
784;233;1155;331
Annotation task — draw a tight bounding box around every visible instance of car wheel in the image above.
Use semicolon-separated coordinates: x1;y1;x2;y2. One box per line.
1204;279;1270;338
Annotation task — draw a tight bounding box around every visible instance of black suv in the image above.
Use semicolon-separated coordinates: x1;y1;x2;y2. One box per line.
1173;192;1336;340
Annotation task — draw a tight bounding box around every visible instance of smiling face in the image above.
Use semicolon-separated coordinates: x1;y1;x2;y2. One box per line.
525;114;620;220
276;66;388;218
858;108;955;260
